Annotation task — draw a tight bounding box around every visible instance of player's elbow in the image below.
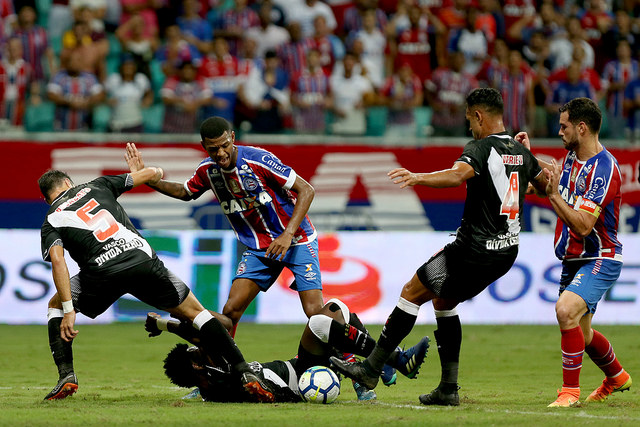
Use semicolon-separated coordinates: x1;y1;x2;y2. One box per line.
573;225;593;239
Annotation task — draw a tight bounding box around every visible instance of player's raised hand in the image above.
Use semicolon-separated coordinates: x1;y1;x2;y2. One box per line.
125;142;145;172
145;312;163;337
388;168;418;189
514;132;531;150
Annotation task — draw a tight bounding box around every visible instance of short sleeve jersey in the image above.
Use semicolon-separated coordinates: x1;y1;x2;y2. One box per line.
553;148;623;262
455;132;542;255
40;174;155;275
184;145;317;250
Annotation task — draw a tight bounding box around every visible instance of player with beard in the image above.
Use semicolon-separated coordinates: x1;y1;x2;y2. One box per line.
330;88;547;406
516;97;631;407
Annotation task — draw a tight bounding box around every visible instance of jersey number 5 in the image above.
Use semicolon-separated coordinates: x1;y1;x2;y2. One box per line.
76;199;120;242
500;172;520;220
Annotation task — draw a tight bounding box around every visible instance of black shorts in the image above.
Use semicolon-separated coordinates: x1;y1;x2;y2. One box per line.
70;257;190;319
416;242;516;302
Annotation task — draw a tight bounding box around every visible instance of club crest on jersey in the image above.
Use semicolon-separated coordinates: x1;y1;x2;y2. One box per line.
242;177;259;191
236;260;247;275
577;176;586;193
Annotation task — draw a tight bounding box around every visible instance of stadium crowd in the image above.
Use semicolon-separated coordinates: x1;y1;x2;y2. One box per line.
3;0;640;140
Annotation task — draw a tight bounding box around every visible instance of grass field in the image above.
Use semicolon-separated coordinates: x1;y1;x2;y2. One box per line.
1;322;639;426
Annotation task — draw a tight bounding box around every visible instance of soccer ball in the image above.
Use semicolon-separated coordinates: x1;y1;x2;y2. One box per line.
298;366;341;404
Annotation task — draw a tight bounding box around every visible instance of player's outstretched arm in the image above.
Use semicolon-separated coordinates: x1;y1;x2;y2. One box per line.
49;245;79;342
125;142;192;200
389;162;474;189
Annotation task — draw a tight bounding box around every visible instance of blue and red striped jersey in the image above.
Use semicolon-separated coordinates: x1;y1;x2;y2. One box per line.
554;148;623;262
184;145;317;250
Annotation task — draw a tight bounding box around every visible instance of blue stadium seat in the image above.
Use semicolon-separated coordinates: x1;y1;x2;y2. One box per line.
24;101;55;132
143;104;165;133
149;59;166;98
36;0;52;27
414;106;433;137
92;105;111;132
366;106;388;136
107;33;122;60
50;35;62;57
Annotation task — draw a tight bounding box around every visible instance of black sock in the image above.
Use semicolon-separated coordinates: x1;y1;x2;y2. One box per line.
48;317;74;379
328;320;375;356
295;343;330;378
367;306;418;372
198;318;250;374
348;312;368;334
434;315;462;386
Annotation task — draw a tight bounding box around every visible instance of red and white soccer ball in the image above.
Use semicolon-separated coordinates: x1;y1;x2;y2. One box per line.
298;366;341;404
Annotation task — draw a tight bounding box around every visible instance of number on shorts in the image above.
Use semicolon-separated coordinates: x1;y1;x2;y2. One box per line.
76;199;119;242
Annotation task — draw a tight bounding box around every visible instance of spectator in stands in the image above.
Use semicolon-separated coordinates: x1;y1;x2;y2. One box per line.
12;6;56;89
342;0;388;37
277;22;314;79
47;0;72;39
310;15;344;76
287;0;337;38
213;0;260;56
115;14;159;79
601;9;640;70
349;8;385;89
379;62;423;137
475;37;508;87
448;8;488;76
71;0;108;34
491;49;534;134
329;50;375;135
60;11;109;81
546;60;596;135
161;59;213;133
290;48;331;134
0;36;33;127
105;53;153;132
198;37;246;123
548;43;603;101
623;71;640;143
120;0;160;38
425;50;478;137
156;24;203;78
47;49;104;131
602;39;638;139
580;0;613;70
244;1;290;59
502;0;536;47
388;5;444;86
236;50;290;133
549;15;594;71
177;0;212;55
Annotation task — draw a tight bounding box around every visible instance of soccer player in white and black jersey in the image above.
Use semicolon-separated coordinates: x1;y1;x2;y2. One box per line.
38;169;274;403
331;88;548;406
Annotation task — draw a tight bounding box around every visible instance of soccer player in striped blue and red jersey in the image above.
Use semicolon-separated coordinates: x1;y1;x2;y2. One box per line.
125;117;324;334
516;97;631;408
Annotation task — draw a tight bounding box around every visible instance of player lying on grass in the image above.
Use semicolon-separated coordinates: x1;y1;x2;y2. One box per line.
146;298;430;403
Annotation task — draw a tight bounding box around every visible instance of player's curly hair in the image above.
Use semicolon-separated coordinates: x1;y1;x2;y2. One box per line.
200;117;232;141
466;88;504;117
163;343;200;388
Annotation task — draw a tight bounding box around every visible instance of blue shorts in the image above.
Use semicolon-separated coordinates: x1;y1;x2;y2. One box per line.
233;240;322;292
559;258;622;313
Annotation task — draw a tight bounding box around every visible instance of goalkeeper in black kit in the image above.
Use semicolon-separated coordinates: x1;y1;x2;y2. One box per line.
148;299;430;403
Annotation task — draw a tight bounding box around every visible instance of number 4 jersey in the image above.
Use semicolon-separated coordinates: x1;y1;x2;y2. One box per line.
455;132;542;255
40;174;155;275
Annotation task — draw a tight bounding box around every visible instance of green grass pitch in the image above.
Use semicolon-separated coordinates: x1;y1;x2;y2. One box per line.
1;323;639;426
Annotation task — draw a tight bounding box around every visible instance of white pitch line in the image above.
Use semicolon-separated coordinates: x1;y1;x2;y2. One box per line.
372;401;640;421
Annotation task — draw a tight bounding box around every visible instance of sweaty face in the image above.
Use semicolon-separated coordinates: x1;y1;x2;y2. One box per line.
558;111;579;151
202;131;237;170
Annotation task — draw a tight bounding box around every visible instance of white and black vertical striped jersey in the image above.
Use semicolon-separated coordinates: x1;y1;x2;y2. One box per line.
454;132;542;255
40;174;156;275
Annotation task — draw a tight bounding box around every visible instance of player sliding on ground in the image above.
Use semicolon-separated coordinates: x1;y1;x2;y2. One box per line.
146;299;430;403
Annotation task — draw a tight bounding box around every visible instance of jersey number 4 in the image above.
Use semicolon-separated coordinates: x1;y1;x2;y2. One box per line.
76;199;120;242
500;172;520;220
